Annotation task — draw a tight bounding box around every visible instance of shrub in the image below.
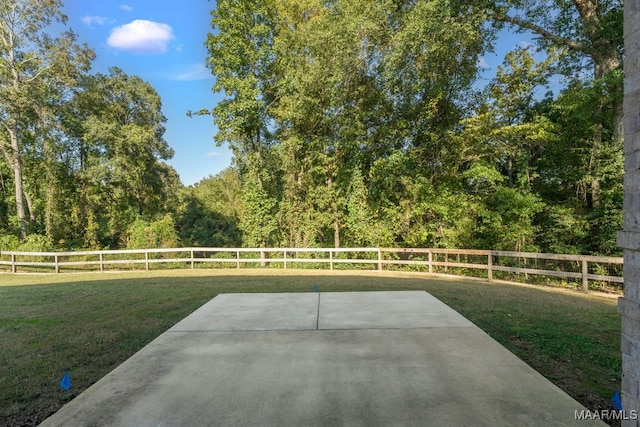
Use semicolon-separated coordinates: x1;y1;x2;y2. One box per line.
0;234;20;251
125;215;180;249
17;235;54;252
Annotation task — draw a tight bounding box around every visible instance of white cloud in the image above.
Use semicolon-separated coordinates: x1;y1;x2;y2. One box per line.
206;151;221;157
82;15;108;28
120;5;133;12
176;63;212;81
107;20;175;54
476;56;490;70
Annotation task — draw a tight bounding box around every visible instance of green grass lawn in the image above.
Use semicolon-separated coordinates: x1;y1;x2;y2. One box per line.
0;270;621;426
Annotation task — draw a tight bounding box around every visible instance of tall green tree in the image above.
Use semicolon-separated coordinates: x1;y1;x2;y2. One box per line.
63;68;178;248
381;0;486;183
206;0;488;248
206;0;282;246
206;0;278;167
202;0;621;254
460;48;557;189
466;0;623;206
484;0;622;80
0;0;93;238
535;74;623;254
273;0;391;247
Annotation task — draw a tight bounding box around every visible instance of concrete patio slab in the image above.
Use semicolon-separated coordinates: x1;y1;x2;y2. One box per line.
318;291;473;329
170;292;318;331
40;291;604;426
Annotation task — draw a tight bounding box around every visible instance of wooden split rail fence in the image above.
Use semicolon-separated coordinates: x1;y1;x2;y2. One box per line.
0;247;623;292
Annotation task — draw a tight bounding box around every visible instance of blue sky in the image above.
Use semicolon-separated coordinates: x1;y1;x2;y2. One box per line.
62;1;534;186
63;0;230;186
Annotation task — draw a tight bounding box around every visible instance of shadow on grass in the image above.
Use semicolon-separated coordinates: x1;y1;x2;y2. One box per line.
0;271;621;426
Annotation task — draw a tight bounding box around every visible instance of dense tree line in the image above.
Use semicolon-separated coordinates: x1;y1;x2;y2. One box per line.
0;0;624;256
0;1;180;250
199;0;622;255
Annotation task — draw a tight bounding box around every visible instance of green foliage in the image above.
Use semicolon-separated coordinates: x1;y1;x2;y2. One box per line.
0;0;625;255
125;215;180;249
462;162;504;195
0;0;94;239
345;168;385;247
0;234;19;251
239;167;280;247
71;68;177;224
0;2;180;250
196;0;623;254
178;201;241;248
206;0;278;162
177;169;243;247
536;205;589;255
16;234;54;252
206;0;490;249
477;188;544;252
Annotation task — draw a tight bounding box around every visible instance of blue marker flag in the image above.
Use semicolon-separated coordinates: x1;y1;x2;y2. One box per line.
612;390;622;411
313;284;318;292
60;371;71;391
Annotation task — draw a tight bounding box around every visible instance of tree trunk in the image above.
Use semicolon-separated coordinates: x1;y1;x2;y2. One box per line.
507;156;514;187
44;138;56;241
333;206;340;248
45;182;54;240
23;187;36;224
8;122;27;239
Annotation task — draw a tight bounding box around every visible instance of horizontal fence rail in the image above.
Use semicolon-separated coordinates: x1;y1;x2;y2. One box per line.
0;247;623;293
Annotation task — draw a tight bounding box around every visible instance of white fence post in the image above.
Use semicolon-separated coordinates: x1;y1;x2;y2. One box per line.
428;250;433;274
236;251;240;269
145;251;149;271
330;250;333;271
488;251;493;281
283;250;287;269
190;250;194;270
55;255;59;274
582;258;589;292
377;248;382;272
11;253;16;273
99;252;104;272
